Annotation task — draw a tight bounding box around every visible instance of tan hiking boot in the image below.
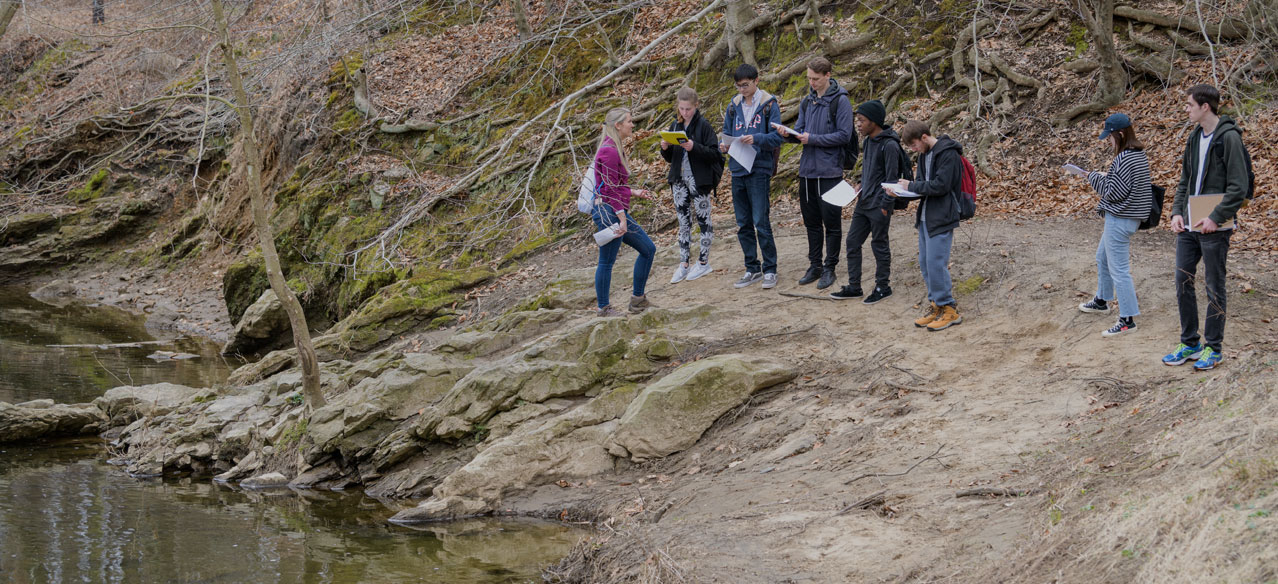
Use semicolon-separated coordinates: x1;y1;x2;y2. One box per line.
628;294;652;314
914;302;940;328
927;304;962;331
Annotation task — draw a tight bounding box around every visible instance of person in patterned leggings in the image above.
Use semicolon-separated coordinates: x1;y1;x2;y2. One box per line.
660;87;725;283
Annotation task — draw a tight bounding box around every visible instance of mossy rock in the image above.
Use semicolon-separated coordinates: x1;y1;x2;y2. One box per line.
1;212;59;245
223;253;268;326
67;168;111;203
328;267;495;352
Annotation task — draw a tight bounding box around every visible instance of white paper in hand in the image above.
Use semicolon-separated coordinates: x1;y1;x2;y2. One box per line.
593;225;621;246
821;180;859;207
1062;164;1088;177
882;182;922;198
720;133;756;173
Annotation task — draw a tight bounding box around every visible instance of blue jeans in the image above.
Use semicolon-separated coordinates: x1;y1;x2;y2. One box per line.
1094;214;1141;318
918;222;954;306
731;172;777;274
592;204;655;309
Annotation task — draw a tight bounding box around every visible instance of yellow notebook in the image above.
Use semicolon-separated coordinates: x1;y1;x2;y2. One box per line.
660;131;688;145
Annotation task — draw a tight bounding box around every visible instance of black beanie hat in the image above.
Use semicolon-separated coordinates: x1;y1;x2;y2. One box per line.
855;99;887;128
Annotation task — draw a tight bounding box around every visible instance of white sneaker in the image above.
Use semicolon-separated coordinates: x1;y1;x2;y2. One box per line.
761;273;778;289
686;262;713;281
670;264;689;284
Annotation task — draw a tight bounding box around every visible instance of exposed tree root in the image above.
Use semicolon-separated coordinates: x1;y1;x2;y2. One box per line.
1113;5;1247;40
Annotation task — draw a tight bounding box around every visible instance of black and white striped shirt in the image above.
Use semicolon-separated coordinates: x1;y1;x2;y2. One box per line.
1087;149;1153;220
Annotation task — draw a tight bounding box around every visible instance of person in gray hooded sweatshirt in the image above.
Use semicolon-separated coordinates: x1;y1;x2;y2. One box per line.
831;100;907;304
776;56;855;290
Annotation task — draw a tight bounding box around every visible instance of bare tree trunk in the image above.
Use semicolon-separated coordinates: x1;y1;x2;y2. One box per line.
211;0;326;409
0;0;20;40
726;0;756;66
511;0;531;41
92;0;104;25
1059;0;1126;122
806;0;825;45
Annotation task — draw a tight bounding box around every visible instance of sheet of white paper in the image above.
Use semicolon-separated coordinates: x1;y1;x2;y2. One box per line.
882;182;922;198
725;136;756;173
1062;164;1088;176
771;122;797;137
821;180;859;207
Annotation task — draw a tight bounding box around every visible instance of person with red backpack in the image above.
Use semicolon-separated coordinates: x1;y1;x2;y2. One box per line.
894;120;966;331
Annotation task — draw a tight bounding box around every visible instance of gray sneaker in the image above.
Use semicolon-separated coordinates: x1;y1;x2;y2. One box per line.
733;271;763;288
761;273;778;289
597;305;624;317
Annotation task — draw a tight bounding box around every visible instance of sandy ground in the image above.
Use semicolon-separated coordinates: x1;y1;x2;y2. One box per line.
488;208;1277;583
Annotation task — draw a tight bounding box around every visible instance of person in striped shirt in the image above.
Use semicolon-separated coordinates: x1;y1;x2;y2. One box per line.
1078;113;1153;337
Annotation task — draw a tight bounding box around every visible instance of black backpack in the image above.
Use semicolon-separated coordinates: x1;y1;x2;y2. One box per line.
1139;184;1165;230
800;95;858;170
1222;126;1257;205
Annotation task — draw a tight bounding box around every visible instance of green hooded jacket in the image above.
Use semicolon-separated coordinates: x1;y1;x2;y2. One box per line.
1172;115;1249;226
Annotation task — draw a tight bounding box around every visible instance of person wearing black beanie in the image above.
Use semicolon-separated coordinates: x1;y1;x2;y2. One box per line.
831;100;908;305
855;100;887;129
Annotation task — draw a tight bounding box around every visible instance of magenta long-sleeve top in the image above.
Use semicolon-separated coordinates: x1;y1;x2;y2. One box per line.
594;136;632;212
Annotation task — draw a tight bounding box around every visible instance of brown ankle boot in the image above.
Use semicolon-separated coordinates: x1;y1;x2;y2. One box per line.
914;302;940;328
927;304;962;331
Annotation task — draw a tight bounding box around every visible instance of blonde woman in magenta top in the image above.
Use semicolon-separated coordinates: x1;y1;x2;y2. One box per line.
591;108;657;317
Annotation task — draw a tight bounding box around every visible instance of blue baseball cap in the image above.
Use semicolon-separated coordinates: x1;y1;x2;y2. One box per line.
1099;113;1131;140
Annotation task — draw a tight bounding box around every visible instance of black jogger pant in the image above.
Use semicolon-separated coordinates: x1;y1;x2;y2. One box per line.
798;176;843;270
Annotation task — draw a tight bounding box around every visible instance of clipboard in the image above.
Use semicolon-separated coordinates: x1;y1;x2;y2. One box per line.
1188;193;1235;231
882;183;922;198
660;131;688;145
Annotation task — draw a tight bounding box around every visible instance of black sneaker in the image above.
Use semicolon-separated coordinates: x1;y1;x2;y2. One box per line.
1079;297;1110;313
1101;316;1136;337
830;285;863;300
798;266;821;285
816;268;836;290
863;286;892;304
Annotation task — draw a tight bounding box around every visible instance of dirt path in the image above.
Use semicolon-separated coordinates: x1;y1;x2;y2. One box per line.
508;211;1276;583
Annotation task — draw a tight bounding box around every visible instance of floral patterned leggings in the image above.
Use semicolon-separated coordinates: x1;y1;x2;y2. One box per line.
671;179;713;265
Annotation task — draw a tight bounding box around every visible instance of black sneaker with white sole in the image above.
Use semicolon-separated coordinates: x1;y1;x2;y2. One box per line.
830;285;863;300
863;286;892;304
1101;316;1136;337
1079;297;1111;313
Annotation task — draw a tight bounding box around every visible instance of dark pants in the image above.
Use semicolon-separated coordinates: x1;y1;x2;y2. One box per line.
1175;230;1231;352
845;207;891;290
731;172;778;275
799;177;843;270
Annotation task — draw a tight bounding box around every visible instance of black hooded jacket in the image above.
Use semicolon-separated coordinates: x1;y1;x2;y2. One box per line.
856;126;907;213
907;136;964;236
660;110;725;191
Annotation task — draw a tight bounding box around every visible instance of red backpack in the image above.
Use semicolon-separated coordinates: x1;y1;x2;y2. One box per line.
956;155;977;220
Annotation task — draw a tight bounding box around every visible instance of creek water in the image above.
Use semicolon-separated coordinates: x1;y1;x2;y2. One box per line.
0;287;582;583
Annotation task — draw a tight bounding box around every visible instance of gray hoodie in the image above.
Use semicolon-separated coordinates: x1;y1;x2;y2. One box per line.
789;78;855;179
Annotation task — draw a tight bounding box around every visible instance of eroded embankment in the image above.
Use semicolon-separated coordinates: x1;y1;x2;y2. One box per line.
4;218;1276;583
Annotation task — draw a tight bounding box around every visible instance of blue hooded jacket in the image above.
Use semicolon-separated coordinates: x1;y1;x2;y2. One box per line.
789;78;855;179
722;89;784;178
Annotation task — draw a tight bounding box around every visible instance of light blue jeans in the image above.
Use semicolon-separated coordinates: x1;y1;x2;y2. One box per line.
1095;214;1141;318
918;223;954;307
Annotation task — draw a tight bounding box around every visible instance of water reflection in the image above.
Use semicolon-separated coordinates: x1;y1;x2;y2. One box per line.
0;286;231;404
0;440;582;583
